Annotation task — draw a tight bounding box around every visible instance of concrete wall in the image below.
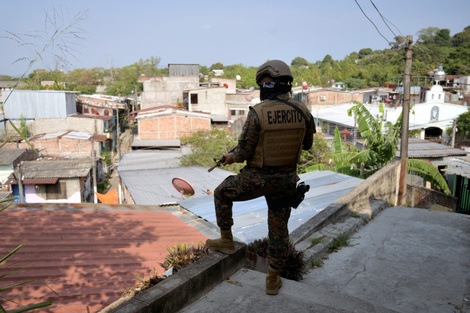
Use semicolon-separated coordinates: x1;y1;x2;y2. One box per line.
335;160;401;216
31;116;105;135
24;178;83;203
139;76;200;109
186;87;227;115
209;78;237;94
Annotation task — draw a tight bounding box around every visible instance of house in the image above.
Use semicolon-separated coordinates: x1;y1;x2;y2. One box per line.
17;131;107;159
331;82;345;90
139;64;200;109
1;90;120;160
129;106;211;149
0;148;39;192
6;158;96;203
444;155;470;213
2;90;77;120
0;80;28;106
138;64;234;126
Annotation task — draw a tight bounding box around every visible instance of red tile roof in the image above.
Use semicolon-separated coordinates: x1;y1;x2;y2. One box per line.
0;203;209;313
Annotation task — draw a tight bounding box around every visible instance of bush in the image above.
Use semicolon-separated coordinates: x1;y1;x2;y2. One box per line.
246;237;307;281
160;243;209;274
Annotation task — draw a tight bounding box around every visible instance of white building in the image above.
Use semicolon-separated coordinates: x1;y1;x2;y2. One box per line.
316;84;468;142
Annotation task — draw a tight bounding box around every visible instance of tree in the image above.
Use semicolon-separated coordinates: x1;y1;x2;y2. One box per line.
298;133;332;173
210;62;224;70
455;108;470;143
308;102;451;194
358;48;373;59
179;129;244;173
291;57;309;68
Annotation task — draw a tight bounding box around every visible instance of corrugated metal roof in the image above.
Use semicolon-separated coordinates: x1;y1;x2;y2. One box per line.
0;148;27;165
444;157;470;178
119;150;182;171
119;165;232;205
20;159;92;179
0;203;211;313
130;139;181;148
179;170;363;244
400;138;468;158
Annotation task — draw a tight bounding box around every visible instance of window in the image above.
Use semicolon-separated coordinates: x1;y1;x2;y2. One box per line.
190;94;198;104
231;110;236;115
46;181;67;200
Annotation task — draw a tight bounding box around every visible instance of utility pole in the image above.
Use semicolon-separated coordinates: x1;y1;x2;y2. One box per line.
398;35;413;205
14;162;24;203
91;135;98;204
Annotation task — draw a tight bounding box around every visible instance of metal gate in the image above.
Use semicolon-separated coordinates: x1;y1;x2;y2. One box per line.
456;176;470;214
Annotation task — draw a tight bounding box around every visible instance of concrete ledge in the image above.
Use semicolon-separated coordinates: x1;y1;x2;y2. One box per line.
102;241;246;313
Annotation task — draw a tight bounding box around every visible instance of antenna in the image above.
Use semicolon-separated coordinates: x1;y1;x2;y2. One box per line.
171;177;195;198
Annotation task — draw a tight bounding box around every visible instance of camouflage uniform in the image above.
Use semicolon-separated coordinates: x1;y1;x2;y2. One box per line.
214;94;315;269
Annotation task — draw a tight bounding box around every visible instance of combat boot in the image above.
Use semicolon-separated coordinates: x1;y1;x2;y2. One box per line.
205;229;236;255
266;266;282;295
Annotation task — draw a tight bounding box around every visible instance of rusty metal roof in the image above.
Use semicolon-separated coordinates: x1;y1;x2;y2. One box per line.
0;203;211;313
399;138;469;159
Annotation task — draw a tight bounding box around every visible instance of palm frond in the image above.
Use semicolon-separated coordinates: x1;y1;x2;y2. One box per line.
408;159;451;195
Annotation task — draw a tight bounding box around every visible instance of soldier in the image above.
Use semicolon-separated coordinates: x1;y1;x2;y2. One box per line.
206;59;316;295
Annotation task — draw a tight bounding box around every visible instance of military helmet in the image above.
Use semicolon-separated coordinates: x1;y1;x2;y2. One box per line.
256;60;293;85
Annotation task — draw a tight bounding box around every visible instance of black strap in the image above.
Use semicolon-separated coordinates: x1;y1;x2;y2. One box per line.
275;97;309;126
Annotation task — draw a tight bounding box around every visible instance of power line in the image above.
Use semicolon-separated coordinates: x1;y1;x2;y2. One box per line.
354;0;392;46
369;0;398;38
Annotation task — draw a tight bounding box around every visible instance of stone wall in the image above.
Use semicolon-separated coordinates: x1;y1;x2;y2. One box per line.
407;184;457;212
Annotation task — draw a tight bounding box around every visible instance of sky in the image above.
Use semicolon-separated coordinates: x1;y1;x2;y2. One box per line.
1;0;469;77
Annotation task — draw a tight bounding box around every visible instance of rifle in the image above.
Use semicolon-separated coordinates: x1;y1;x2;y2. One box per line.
208;147;235;172
207;156;226;172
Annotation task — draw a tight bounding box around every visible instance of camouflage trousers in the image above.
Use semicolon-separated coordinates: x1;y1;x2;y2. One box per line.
214;166;298;269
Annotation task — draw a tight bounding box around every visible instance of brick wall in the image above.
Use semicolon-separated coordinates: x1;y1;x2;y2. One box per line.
20;137;94;158
308;91;363;106
139;114;210;140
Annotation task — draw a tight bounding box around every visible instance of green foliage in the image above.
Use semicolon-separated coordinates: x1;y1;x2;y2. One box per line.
328;233;352;253
4;25;470;93
180;129;244;173
221;64;257;89
312;102;451;194
298;133;332;174
246;237;306;281
455;108;470;142
210;62;224;70
18;115;29;139
408;159;451;195
160;243;209;274
291;57;309;68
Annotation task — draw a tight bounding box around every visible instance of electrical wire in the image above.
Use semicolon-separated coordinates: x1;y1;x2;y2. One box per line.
354;0;393;46
369;0;398;38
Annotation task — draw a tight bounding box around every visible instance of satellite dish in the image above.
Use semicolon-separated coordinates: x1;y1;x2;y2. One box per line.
236;75;241;81
172;177;195;197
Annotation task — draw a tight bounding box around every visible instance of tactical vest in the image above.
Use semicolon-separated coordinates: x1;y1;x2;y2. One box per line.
248;98;308;168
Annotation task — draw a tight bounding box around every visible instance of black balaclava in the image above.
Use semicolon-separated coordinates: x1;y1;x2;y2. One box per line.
260;80;292;101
